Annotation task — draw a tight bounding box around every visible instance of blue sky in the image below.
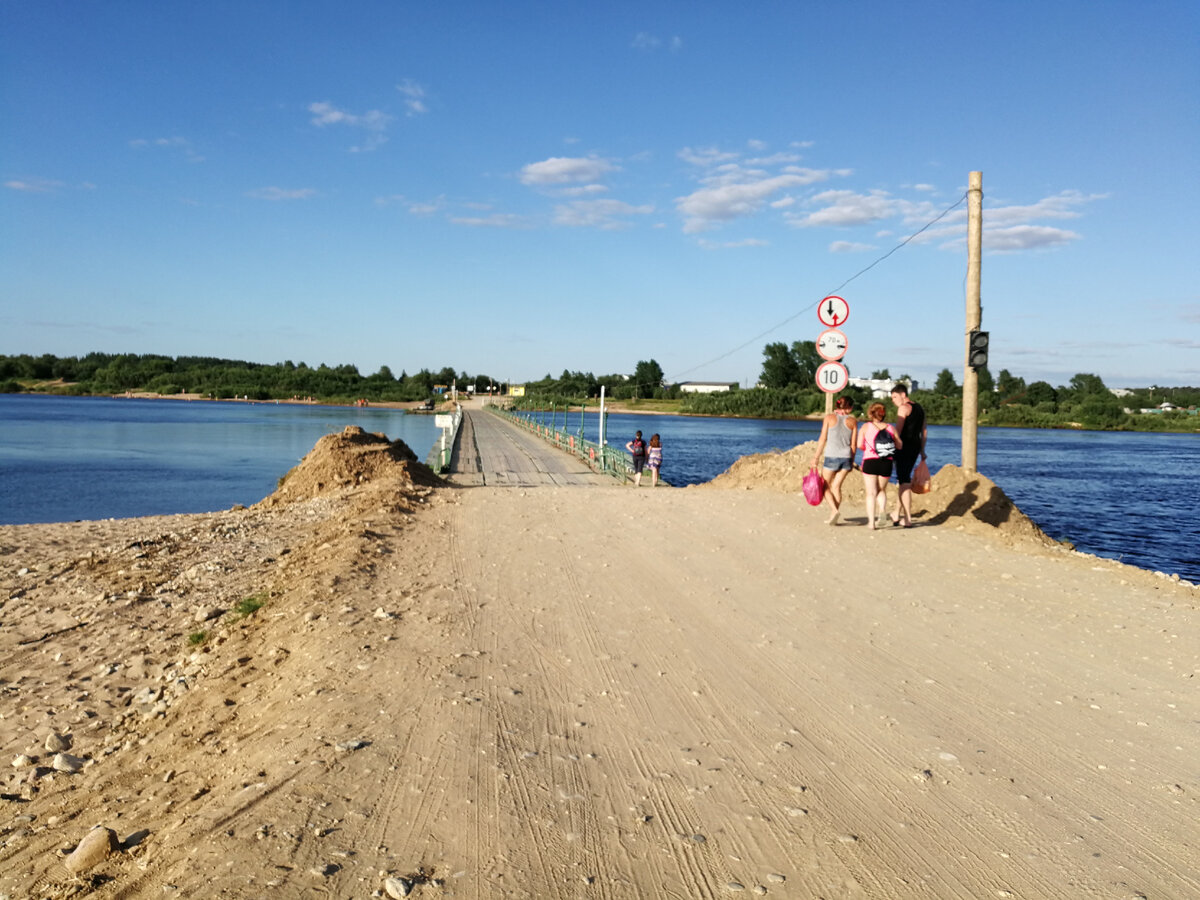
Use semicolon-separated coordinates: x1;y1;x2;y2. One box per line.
2;1;1197;389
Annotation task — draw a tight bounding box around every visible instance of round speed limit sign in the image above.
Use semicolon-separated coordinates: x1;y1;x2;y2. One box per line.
815;361;848;394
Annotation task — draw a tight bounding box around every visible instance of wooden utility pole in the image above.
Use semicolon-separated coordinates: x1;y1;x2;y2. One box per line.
962;171;983;473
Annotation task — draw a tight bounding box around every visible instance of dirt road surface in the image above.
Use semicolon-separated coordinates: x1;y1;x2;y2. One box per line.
1;415;1196;898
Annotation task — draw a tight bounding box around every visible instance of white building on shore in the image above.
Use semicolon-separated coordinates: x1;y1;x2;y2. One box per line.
846;376;915;398
676;381;738;394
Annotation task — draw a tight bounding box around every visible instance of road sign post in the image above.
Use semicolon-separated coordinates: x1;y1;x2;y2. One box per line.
815;298;851;410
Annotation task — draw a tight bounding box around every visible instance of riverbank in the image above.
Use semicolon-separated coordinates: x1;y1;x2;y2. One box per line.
1;429;1196;897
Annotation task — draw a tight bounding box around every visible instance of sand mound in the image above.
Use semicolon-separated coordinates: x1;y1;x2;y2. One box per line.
700;441;1052;546
260;425;441;506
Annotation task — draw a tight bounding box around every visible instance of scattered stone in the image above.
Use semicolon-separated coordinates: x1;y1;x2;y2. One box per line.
726;882;745;892
45;733;71;753
767;874;786;883
336;739;369;752
52;753;83;774
132;685;162;706
64;826;119;875
12;755;34;769
311;862;338;877
384;876;412;897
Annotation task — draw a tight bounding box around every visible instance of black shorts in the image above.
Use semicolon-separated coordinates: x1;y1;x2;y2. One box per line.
631;456;646;473
862;457;893;477
894;452;919;484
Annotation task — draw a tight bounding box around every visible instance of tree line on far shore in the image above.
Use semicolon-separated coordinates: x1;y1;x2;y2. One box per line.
4;350;1196;432
515;343;1200;433
0;352;495;403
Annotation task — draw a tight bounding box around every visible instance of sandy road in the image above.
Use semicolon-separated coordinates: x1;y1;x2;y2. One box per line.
344;412;1199;898
1;412;1195;898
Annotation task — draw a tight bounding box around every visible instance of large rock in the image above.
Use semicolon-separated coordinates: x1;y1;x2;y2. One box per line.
64;826;120;875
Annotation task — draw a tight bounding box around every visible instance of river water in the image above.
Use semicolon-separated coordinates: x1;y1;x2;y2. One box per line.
1;396;1197;581
0;395;436;524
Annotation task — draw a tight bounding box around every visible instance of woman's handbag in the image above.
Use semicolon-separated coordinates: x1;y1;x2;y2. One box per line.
802;467;825;506
911;459;932;494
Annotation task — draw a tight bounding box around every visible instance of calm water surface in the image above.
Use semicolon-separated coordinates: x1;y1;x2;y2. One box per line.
0;395;437;524
2;397;1197;581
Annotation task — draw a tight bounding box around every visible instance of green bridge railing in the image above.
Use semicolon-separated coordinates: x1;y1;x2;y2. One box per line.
486;403;645;484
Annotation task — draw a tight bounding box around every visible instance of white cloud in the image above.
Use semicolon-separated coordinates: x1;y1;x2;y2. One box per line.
790;189;894;227
986;190;1105;226
679;174;829;233
129;135;204;163
309;101;391;151
396;80;428;116
4;177;65;193
449;213;526;228
678;146;740;167
829;240;877;253
246;187;317;201
674;142;837;232
519;156;618;187
553;198;654;229
558;183;610;198
981;224;1081;252
746;152;803;167
407;199;444;215
633;32;680;51
697;237;770;249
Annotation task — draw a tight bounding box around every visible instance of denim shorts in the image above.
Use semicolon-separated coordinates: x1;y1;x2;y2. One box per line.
823;456;854;472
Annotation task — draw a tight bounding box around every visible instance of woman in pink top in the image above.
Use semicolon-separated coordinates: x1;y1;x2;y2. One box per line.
858;402;903;530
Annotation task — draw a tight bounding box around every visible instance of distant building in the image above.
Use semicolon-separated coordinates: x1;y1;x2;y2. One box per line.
847;377;916;398
1110;388;1134;398
677;381;737;394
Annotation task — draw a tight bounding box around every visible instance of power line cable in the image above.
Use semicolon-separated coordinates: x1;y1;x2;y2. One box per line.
669;191;968;383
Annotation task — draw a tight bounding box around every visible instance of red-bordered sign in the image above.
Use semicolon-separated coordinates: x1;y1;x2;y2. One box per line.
816;327;848;361
817;295;850;327
815;361;849;394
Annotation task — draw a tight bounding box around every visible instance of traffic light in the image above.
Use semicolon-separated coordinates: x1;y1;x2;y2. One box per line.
968;330;989;369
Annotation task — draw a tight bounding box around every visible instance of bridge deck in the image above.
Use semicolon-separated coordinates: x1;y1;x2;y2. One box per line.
446;408;615;487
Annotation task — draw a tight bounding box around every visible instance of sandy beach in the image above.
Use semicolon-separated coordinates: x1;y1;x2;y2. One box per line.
1;425;1196;898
